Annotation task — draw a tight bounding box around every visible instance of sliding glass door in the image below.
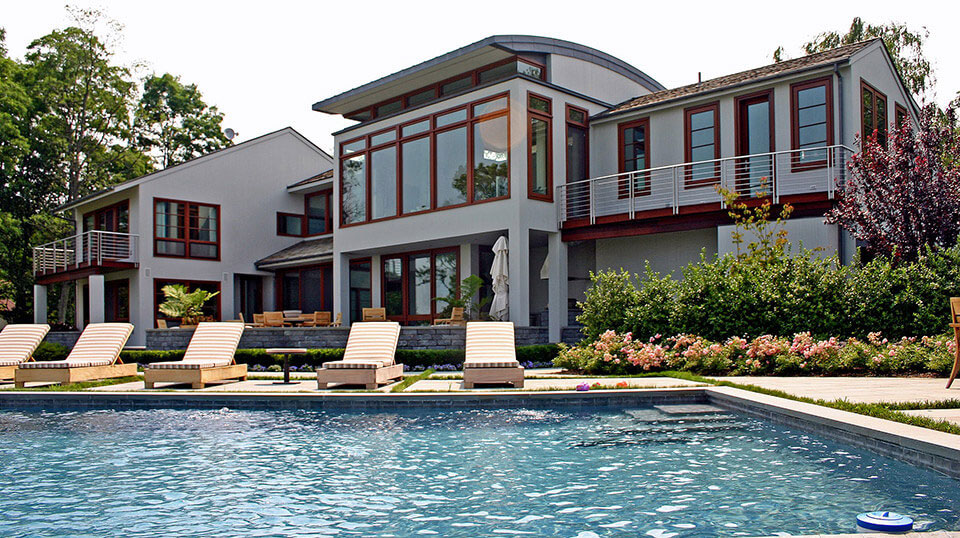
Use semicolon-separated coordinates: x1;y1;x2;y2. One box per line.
382;248;459;325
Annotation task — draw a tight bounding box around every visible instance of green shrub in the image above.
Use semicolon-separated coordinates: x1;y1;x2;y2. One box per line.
33;341;69;361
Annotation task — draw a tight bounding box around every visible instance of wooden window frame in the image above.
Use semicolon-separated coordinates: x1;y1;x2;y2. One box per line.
527;91;553;202
154;279;222;327
348;258;373;323
734;89;775;195
339;92;511;229
304;189;333;237
895;103;909;130
83;200;129;233
276;212;304;237
344;56;546;122
276;263;333;312
105;279;130;323
860;79;888;146
790;76;834;171
617;118;652;198
380;247;460;325
683;101;721;188
153;198;222;261
565;104;590;184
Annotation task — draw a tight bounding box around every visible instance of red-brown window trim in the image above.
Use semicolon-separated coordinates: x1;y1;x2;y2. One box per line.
304;190;333;237
154;279;222;327
527;91;553;202
790;76;834;171
565;104;590;184
344;56;545;122
617;117;652;198
339;92;511;229
348;257;373;323
683;101;721;188
381;247;460;325
860;79;888;145
734;89;775;195
82;199;129;233
895;103;909;130
276;212;304;237
105;279;130;323
152;197;221;261
276;263;333;312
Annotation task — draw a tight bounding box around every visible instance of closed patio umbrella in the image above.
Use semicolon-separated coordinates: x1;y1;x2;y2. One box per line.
489;236;509;321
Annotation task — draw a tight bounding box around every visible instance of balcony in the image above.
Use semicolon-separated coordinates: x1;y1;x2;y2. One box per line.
557;145;854;233
33;230;139;281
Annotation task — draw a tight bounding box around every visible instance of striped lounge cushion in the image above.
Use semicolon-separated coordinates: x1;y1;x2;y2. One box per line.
323;359;393;370
19;323;132;370
464;322;520;368
146;322;243;370
0;324;50;366
341;322;400;365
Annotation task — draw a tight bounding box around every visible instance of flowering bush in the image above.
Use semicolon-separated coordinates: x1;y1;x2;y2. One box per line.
556;330;955;376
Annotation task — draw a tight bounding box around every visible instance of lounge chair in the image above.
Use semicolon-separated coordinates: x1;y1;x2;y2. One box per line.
143;322;247;389
948;297;960;389
361;307;387;321
15;323;136;388
433;307;466;326
0;324;51;381
317;321;402;389
463;322;524;389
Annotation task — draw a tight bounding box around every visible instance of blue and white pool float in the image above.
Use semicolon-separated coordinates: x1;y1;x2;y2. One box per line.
856;511;913;532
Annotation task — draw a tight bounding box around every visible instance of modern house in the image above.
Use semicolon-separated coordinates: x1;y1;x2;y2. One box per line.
32;36;918;345
32;128;333;345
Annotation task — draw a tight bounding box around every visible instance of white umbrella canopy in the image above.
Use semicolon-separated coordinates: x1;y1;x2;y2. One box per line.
489;236;509;321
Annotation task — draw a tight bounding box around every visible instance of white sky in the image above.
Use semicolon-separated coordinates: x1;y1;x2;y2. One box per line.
4;0;959;155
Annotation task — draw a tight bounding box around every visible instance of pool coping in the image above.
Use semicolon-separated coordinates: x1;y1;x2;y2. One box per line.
1;386;958;479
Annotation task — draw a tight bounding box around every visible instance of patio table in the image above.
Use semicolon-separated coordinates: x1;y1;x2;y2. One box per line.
265;348;308;384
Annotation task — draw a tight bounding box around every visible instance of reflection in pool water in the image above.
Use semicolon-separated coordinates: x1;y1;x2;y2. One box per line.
0;405;957;536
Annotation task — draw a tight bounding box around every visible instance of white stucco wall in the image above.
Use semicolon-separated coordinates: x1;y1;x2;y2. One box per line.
547;55;655;106
595;228;718;278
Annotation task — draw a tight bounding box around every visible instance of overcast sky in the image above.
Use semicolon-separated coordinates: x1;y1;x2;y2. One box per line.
4;0;958;155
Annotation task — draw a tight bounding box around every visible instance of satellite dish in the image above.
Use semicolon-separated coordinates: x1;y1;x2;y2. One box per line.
224;128;237;140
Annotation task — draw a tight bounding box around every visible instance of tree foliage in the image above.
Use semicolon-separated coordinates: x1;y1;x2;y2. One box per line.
825;104;960;261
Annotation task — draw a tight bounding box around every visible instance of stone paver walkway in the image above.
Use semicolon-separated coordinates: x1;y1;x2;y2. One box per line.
710;376;958;404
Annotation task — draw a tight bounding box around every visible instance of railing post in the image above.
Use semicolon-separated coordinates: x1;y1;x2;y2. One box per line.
588;180;596;225
628;173;635;220
772;153;779;204
672;168;680;215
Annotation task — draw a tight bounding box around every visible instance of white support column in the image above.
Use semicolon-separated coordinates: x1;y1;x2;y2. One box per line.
88;274;105;324
507;230;530;326
370;254;382;308
33;285;47;324
547;232;568;343
333;252;350;325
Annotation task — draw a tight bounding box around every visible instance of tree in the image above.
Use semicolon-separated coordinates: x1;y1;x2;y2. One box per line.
825;104;960;261
134;73;231;168
776;17;932;97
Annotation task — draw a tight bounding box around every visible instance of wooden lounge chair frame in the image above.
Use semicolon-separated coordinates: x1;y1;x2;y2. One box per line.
15;323;136;388
462;321;524;389
0;324;51;381
317;321;402;389
433;307;466;326
948;298;960;389
144;322;247;389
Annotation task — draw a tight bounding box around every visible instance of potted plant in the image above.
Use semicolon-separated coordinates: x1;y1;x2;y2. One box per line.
158;284;219;328
434;274;490;321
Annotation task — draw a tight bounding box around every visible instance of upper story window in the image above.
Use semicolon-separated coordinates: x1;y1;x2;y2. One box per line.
861;80;887;146
565;105;589;184
895;103;909;130
83;200;129;233
154;198;220;260
278;190;333;237
344;56;545;123
791;77;833;169
340;93;510;227
618;118;651;196
683;102;720;187
528;93;552;201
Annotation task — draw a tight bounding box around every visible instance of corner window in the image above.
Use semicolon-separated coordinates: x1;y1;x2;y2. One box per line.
528;93;552;200
277;213;304;236
861;80;887;146
895;103;909;130
154;199;219;260
684;102;720;187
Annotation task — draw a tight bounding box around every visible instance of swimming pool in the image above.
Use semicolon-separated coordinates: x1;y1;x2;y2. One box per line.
0;405;957;536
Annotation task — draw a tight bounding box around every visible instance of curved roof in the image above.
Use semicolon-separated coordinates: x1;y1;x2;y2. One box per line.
312;35;664;114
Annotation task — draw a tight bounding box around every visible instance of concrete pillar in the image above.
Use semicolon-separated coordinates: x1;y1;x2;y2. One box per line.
33;285;47;324
547;232;568;343
333;252;350;324
370;254;381;308
75;280;85;328
507;229;530;326
88;274;105;323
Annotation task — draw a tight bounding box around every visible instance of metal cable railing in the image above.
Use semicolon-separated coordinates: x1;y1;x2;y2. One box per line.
32;230;139;275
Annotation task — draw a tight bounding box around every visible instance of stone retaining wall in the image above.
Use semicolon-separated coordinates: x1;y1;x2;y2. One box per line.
44;326;582;351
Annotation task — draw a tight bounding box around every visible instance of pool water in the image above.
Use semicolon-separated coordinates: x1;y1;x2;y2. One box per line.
0;405;957;537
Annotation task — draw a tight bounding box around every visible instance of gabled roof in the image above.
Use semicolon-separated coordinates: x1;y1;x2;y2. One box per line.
597;39;877;120
58;127;332;212
255;236;333;270
312;35;664;115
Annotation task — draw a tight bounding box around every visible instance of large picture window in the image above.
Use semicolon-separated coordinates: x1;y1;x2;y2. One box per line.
791;77;833;168
381;248;459;325
683;102;720;187
861;80;887;146
154;198;220;260
528;93;552;201
339;92;510;226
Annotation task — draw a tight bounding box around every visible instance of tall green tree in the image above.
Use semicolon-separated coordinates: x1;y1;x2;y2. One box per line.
775;17;932;97
135;73;231;168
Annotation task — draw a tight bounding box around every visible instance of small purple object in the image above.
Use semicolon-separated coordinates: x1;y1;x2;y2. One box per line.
576;383;590;391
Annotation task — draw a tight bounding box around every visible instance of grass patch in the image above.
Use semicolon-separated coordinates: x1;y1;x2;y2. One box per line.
391;369;435;393
652;372;960;436
1;376;141;392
